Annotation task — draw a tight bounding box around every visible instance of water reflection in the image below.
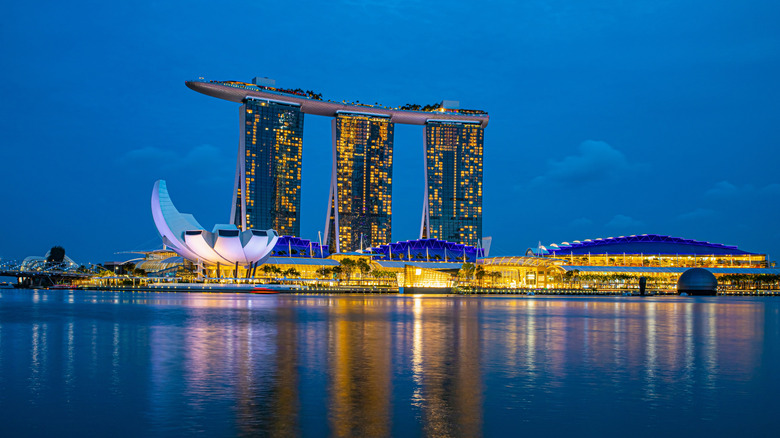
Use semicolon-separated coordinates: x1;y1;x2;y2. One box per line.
327;298;391;437
0;291;775;437
416;298;482;437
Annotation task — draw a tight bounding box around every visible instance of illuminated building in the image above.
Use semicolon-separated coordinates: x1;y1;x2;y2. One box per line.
399;265;454;291
186;79;489;127
270;235;329;258
233;97;303;235
132;249;183;273
421;121;484;246
145;179;780;292
365;238;484;263
186;79;489;250
475;234;778;292
540;234;768;268
325;113;393;253
151;179;278;269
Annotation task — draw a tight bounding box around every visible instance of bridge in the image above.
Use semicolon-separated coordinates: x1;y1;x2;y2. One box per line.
0;259;92;288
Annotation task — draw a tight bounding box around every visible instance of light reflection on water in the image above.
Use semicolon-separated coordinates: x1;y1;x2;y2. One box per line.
0;290;777;437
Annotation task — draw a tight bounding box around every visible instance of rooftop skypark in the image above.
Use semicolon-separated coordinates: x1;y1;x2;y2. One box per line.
190;79;489;120
219;80;324;100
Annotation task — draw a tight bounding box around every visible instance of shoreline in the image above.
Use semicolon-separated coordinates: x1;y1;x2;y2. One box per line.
6;285;780;296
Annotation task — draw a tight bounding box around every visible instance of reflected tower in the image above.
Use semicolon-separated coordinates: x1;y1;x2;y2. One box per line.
232;97;304;235
421;121;484;246
411;298;483;436
328;298;392;436
325;112;394;253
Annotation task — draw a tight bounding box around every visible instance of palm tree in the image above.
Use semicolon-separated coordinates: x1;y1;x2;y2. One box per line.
261;265;275;278
563;269;580;287
284;268;300;278
475;266;486;287
371;269;397;285
460;262;475;286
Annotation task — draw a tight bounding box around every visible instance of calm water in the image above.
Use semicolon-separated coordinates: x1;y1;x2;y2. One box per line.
0;290;778;437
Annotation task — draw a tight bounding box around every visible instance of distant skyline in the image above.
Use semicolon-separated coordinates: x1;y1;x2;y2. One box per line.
1;1;779;263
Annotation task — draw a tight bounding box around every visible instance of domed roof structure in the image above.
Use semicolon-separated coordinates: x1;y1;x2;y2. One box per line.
151;180;278;266
677;268;718;296
543;234;755;256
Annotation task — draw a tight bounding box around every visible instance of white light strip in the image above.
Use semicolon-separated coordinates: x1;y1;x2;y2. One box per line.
244;95;300;107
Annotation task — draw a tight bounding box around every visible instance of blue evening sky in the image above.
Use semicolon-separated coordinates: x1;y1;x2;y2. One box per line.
1;1;779;263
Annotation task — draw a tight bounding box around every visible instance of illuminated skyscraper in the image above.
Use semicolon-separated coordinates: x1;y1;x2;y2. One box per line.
325;112;394;253
232;97;304;236
188;79;489;250
421;121;484;246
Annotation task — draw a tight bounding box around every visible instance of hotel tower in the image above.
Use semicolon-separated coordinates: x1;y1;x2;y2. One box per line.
186;78;488;251
232;97;303;236
325;112;394;253
421;121;484;247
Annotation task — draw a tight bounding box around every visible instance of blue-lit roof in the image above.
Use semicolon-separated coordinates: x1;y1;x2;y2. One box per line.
265;257;339;266
545;234;756;256
366;238;483;263
271;236;329;258
375;261;463;270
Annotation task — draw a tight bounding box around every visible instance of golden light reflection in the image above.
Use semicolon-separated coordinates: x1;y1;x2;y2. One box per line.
328;297;391;437
404;297;483;435
412;297;424;403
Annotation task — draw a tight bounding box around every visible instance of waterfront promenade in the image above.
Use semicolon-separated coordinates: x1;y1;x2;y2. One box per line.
46;283;780;296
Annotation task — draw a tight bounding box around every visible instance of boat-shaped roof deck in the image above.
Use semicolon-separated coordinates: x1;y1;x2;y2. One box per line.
186;79;489;127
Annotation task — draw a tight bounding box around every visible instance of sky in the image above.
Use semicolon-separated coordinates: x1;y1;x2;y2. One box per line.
1;0;779;264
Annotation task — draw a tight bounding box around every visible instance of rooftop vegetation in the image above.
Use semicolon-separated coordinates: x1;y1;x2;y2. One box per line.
207;80;487;115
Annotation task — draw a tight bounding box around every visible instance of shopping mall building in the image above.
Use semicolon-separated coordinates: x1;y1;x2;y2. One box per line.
478;234;778;292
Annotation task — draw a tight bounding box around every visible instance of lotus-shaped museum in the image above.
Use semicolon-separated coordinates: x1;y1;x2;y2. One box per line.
151;180;278;266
